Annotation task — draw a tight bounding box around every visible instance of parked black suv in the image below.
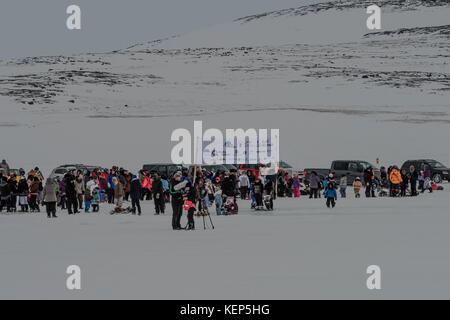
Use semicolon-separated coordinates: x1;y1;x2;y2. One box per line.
401;159;450;184
142;163;183;178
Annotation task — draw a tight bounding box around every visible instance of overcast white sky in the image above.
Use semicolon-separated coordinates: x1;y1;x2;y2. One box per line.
0;0;329;59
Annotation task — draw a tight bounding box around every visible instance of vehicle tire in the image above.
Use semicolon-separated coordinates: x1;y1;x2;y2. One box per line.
432;173;442;184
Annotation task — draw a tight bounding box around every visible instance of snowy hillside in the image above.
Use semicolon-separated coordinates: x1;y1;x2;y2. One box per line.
0;0;449;173
128;0;450;49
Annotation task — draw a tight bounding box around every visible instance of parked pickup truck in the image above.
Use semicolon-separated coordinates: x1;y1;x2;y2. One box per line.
303;160;380;185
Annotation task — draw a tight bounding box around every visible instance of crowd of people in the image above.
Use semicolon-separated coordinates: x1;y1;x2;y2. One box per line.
0;158;443;230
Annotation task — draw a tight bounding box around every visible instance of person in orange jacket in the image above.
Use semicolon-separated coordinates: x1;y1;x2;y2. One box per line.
389;166;403;197
141;172;153;201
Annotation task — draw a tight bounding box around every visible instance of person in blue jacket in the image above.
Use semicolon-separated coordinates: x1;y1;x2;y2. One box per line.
325;180;338;208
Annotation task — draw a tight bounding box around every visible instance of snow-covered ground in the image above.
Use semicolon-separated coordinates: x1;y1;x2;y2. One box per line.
1;187;449;299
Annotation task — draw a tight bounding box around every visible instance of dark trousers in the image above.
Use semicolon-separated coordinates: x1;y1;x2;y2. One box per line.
45;201;57;217
67;196;78;214
131;198;141;215
154;195;165;214
0;198;10;212
141;188;152;201
365;185;375;197
29;195;39;212
187;207;195;229
107;189;115;204
255;193;263;206
92;204;99;212
9;195;17;211
59;195;66;209
410;180;417;196
240;186;248;199
400;185;407;197
171;200;183;229
326;197;336;208
309;188;318;199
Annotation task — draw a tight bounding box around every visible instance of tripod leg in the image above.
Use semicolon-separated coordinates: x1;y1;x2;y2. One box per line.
208;212;214;229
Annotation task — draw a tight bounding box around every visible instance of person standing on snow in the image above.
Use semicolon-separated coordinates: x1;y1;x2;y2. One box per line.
292;173;301;198
74;175;85;210
184;182;197;230
130;175;142;215
107;169;116;204
0;176;11;212
152;174;165;215
238;172;250;200
169;173;186;230
325;180;338;208
43;178;58;218
389;166;402;197
400;169;409;197
113;176;125;211
364;167;376;198
64;171;79;214
18;176;29;212
339;173;348;198
8;174;18;212
408;165;418;196
28;176;41;212
353;177;363;198
309;171;320;199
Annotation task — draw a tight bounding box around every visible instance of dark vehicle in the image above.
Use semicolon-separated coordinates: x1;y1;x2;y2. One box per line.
303;160;380;185
142;163;183;177
222;164;238;172
401;159;450;184
238;161;294;177
188;164;232;176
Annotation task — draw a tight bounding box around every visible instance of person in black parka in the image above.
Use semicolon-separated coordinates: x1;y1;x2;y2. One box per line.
130;175;142;215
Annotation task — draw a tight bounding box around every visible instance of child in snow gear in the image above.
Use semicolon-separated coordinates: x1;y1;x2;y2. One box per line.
339;174;348;198
84;186;92;212
91;188;100;212
292;173;301;198
353;177;362;198
184;184;197;230
325;181;338;208
389;166;402;197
